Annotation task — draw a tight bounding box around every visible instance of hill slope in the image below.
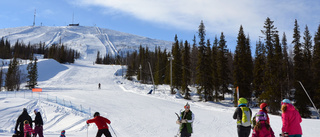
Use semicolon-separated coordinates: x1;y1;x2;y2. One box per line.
0;26;173;60
0;59;319;137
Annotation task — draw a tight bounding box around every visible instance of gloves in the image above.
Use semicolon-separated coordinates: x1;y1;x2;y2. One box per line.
181;119;187;123
176;120;181;124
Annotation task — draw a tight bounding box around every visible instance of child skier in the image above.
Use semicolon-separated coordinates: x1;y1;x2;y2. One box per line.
86;112;112;137
251;111;275;137
23;120;34;137
60;130;66;137
233;97;252;137
253;103;270;128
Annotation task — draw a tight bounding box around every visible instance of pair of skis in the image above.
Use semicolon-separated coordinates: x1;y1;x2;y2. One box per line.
175;110;186;137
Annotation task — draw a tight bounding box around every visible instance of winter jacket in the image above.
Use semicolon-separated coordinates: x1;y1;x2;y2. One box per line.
179;110;194;133
24;123;34;137
252;121;275;137
281;103;302;135
86;116;111;130
233;105;252;128
33;112;43;126
15;110;33;133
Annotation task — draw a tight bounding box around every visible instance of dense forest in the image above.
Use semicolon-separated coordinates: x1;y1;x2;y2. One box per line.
0;39;81;91
122;17;320;118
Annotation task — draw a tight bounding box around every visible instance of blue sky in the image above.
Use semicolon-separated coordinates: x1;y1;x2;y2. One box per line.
1;0;320;53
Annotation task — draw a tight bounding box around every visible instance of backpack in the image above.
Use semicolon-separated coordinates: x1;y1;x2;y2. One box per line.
238;107;252;127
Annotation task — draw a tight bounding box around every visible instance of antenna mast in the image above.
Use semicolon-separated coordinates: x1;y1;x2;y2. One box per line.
33;9;36;26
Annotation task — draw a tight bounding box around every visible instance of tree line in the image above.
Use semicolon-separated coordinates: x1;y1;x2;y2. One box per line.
124;18;320;118
0;38;81;91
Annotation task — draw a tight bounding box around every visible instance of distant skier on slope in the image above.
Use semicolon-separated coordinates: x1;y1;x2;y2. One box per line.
86;112;112;137
60;130;66;137
176;103;194;137
98;83;101;89
233;98;252;137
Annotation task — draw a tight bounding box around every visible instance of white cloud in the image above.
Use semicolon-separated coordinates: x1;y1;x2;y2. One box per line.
75;0;320;44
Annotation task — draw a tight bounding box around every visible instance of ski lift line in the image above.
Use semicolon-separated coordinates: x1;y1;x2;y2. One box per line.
298;81;320;117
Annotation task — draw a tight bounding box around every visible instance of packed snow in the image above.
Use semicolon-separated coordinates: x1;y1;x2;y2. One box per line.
0;58;319;137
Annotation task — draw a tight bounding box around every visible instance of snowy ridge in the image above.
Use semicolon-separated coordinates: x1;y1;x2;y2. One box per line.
0;26;173;61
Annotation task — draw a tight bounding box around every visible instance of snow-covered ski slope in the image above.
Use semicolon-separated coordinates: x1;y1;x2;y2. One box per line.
0;59;320;137
0;26;173;60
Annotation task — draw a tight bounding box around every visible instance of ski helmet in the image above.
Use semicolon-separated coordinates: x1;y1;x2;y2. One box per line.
260;103;268;109
184;103;190;109
34;108;39;113
93;112;100;117
282;99;291;104
238;98;248;104
255;111;267;123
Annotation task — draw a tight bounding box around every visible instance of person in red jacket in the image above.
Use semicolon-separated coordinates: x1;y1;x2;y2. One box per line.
87;112;112;137
281;99;302;137
252;111;275;137
259;103;270;124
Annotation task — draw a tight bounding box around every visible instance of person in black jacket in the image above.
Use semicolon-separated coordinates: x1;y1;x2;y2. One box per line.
33;108;44;137
233;98;252;137
15;108;33;137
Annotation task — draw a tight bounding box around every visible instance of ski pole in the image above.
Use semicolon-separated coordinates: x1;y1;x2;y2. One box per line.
87;123;89;137
110;124;118;137
298;81;320;117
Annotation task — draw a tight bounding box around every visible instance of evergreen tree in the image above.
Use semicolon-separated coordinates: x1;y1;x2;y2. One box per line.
292;19;311;118
190;35;198;85
253;39;266;98
212;36;220;102
281;32;293;99
234;25;253;100
217;32;229;100
302;25;313;98
5;57;21;91
182;40;191;99
196;20;206;100
204;39;213;101
172;35;182;92
313;24;320;109
260;17;281;113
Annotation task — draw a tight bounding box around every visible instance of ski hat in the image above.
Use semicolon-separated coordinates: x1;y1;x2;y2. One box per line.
260;103;268;109
238;98;248;106
93;112;100;117
184;103;190;109
23;108;27;112
255;111;267;123
34;108;39;113
281;99;291;105
61;130;65;135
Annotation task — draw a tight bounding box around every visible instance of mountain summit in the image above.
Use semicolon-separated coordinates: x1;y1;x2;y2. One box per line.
0;26;172;60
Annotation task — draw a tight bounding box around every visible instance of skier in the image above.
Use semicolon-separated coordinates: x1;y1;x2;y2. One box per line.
281;99;302;137
98;83;101;89
176;103;194;137
60;130;66;137
15;108;33;137
251;111;275;137
253;103;270;128
86;112;112;137
233;97;252;137
33;108;44;137
23;120;34;137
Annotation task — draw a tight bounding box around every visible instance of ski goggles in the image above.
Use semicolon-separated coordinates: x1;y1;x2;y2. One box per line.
184;105;190;109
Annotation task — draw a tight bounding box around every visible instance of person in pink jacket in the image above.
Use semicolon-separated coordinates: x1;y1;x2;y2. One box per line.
252;111;275;137
281;99;302;137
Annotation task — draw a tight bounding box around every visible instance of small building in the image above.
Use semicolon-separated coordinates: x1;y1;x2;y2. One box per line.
68;23;79;26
